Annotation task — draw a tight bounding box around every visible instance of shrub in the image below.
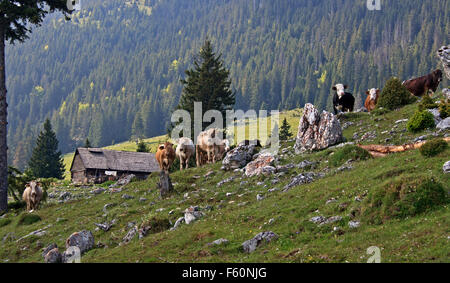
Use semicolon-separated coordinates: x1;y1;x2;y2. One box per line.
406;110;435;132
329;145;372;167
377;77;416;110
362;178;448;224
419;139;448;157
140;217;171;234
438;99;450;119
418;95;437;111
0;218;12;227
17;213;42;226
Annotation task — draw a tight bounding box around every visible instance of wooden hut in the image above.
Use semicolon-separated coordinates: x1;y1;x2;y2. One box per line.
70;148;160;184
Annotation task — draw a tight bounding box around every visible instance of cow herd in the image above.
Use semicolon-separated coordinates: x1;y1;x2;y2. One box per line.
156;128;230;173
332;68;443;115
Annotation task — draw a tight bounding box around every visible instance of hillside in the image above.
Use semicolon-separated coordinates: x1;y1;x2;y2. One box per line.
6;0;449;169
1;101;449;263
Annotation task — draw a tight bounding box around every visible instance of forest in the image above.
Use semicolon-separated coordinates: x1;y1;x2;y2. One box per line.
5;0;449;169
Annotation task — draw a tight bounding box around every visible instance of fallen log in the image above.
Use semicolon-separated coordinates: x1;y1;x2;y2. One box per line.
358;137;450;157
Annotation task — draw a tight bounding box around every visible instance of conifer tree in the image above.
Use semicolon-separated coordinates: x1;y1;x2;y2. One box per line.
279;118;293;141
176;39;235;134
136;140;149;152
28;119;65;179
0;0;72;212
84;138;91;148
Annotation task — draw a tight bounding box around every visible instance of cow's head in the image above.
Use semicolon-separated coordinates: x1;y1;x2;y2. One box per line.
365;88;380;101
434;69;443;83
332;84;348;99
28;181;41;202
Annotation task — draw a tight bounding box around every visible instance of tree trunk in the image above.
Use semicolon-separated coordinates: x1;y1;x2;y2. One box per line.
0;26;7;213
157;171;173;198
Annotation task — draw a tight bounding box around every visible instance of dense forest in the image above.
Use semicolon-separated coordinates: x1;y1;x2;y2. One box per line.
5;0;449;169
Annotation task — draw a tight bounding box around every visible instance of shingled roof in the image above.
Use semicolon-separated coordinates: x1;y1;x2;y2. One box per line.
70;148;160;173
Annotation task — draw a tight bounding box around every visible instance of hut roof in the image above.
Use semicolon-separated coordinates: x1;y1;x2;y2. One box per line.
70;148;160;173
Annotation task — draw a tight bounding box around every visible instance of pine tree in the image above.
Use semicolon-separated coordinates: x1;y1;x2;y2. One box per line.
28;119;65;179
176;39;235;134
0;0;71;212
279;118;293;141
84;138;91;148
136;140;149;153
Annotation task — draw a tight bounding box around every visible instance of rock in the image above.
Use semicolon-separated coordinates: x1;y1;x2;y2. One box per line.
428;109;442;125
442;88;450;100
122;226;138;244
116;174;136;187
139;197;147;203
59;192;72;201
283;172;320;192
348;221;360;229
222;141;259;170
437;45;450;80
204;171;215;178
276;163;295;173
209;238;229;246
184;206;204;224
268;187;279;193
245;152;275;177
103;203;116;213
294;103;343;154
326;198;337;205
395;119;408;124
297;160;317;170
172;217;185;230
437;117;450;130
242;231;278;253
16;225;51;242
42;243;58;258
336;165;353;172
256;194;265;201
94;219;116;232
310;216;326;224
122;194;134;200
65;230;95;254
443;161;450;173
321;216;343;225
44;248;62;263
217;176;237;187
91;188;106;195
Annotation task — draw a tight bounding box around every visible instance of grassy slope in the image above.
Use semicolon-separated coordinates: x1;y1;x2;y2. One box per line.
1;104;449;263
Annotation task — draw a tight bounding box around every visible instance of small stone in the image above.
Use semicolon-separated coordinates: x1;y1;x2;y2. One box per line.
443;161;450;174
209;238;229;246
122;194;134;200
256;194;265;201
348;221;360;229
242;231;278;253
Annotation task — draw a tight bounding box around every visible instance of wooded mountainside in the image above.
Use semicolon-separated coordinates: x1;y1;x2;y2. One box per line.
6;0;449;169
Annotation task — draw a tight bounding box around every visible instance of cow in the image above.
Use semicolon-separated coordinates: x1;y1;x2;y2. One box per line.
402;69;443;97
155;141;176;173
214;139;230;161
175;137;195;171
332;84;355;114
22;181;43;212
196;128;229;166
364;88;380;112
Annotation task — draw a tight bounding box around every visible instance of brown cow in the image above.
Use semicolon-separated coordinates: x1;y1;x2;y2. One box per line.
156;142;176;172
22;181;43;212
402;69;443;97
364;88;380;112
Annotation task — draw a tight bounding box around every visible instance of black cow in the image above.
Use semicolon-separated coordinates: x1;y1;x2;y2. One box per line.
332;84;355;114
402;69;443;97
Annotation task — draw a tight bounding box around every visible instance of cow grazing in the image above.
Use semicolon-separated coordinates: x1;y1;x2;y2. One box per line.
156;142;176;172
196;128;229;166
175;137;195;171
364;88;380;112
332;84;355;114
402;69;443;97
22;181;43;212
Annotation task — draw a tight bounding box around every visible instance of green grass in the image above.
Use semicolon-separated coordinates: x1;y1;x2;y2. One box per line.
2;104;449;263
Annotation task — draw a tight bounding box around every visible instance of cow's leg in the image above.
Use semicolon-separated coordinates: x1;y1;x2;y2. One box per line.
196;146;201;167
186;156;189;169
180;157;183;171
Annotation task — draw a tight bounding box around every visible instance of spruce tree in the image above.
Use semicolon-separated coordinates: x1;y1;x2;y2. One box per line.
176;39;235;134
136;140;149;152
279;118;293;141
28;119;65;179
84;138;91;148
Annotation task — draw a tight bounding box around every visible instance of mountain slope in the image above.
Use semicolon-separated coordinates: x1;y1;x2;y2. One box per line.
6;0;449;169
0;102;449;263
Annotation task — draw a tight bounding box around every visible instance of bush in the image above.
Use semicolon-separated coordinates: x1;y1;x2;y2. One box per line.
140;217;171;234
0;218;12;227
377;77;416;110
17;213;42;226
418;95;437;111
438;100;450;119
419;139;448;157
406;110;435;132
362;178;448;224
329;145;372;167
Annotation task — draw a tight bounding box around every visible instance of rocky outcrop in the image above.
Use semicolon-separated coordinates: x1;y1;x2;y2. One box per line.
437;45;450;80
443;161;450;174
437;117;450;130
65;230;95;254
294;103;343;154
184;206;204;224
244;152;275;177
242;231;278;253
44;248;62;263
222;140;260;170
